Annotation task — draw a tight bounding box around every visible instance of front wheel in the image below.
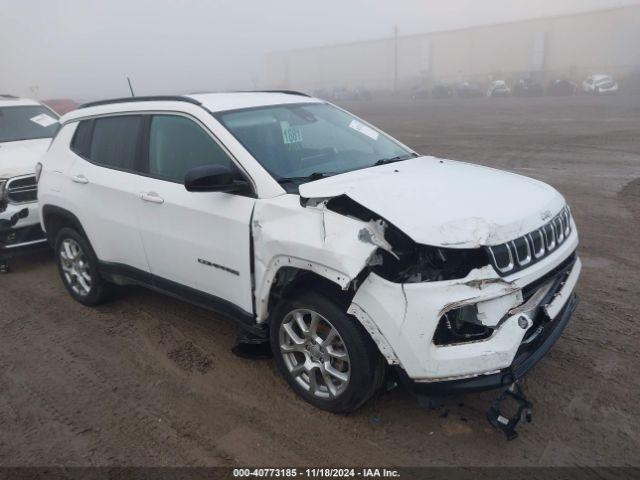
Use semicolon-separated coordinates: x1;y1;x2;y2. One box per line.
270;291;385;413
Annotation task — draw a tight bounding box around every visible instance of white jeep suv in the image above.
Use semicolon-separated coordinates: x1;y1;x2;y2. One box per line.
38;92;580;412
1;95;59;271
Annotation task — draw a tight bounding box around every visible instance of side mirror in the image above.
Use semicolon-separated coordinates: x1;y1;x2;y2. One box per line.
184;164;250;194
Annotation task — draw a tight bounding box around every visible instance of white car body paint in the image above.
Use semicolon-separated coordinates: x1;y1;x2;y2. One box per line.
0;138;51;179
252;194;378;321
299;156;565;248
0;139;50;241
39;92;581;385
1;98;59;249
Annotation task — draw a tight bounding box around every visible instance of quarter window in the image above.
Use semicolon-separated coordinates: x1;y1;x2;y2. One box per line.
89;115;143;170
148;115;234;182
70;120;93;158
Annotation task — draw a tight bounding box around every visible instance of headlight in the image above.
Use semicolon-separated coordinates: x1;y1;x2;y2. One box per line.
369;218;490;283
373;244;490;283
351;207;490;283
325;195;491;283
35;162;43;183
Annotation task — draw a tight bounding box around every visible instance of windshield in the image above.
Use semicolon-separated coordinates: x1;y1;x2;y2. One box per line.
0;105;60;143
216;103;413;181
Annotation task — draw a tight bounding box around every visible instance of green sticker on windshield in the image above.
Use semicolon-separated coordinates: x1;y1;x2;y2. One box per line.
281;121;303;144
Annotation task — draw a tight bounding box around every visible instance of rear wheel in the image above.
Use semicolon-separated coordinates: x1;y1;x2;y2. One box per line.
55;227;112;306
270;291;385;412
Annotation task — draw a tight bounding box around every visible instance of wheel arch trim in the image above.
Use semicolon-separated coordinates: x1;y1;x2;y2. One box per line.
255;256;353;323
41;205;91;245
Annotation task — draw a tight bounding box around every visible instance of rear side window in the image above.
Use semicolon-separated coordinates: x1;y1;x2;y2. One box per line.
148;115;234;182
70;120;93;158
89;115;143;170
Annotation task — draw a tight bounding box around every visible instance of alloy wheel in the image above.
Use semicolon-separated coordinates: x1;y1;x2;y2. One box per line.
279;308;351;399
59;238;92;296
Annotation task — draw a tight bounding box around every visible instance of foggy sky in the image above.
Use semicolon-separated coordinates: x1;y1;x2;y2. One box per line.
1;0;639;100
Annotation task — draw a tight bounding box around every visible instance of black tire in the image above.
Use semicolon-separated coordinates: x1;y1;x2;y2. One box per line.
54;227;112;306
270;290;385;413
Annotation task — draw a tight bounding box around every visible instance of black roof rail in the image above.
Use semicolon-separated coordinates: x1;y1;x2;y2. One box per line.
250;90;311;97
188;90;311;97
0;94;19;99
79;95;202;109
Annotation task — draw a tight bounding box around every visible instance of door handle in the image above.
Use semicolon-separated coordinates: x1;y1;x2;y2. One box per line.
71;174;89;184
140;191;164;204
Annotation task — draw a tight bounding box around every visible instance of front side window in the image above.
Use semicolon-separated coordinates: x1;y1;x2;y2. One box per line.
89;115;143;170
149;115;234;182
0;106;59;143
216;103;412;182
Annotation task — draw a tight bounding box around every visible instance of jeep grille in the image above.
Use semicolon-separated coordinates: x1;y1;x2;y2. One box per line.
487;206;572;276
6;174;38;204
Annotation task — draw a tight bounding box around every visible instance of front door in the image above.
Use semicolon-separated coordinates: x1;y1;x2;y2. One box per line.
135;114;255;314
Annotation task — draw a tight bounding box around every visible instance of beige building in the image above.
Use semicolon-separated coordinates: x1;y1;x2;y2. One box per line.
265;5;640;91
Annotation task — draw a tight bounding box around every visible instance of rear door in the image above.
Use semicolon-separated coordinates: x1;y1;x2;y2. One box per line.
135;113;256;314
66;115;149;272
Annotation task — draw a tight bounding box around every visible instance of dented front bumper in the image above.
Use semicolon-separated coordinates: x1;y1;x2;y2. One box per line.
397;294;578;395
348;229;580;389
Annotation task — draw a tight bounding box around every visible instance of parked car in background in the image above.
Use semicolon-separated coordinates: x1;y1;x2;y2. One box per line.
330;87;350;101
455;82;484;98
546;79;577;96
487;80;511;97
513;78;544;97
43;99;80;115
330;87;371;101
0;95;60;272
411;87;430;100
431;84;454;99
355;88;373;100
38;92;581;413
582;74;619;95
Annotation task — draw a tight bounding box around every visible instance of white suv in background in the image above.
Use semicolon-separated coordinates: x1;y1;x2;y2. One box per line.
38;92;580;412
582;74;619;95
0;95;59;271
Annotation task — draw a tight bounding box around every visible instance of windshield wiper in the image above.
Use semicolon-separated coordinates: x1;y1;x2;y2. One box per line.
1;136;54;143
277;172;336;184
373;153;418;166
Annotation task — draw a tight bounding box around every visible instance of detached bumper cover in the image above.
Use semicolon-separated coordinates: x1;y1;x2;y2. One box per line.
395;293;579;395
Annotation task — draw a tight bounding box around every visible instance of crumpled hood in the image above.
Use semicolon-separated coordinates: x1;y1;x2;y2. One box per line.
299;156;566;248
0;138;51;179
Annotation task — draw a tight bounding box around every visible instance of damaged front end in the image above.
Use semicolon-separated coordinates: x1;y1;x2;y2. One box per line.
255;190;581;383
252;184;580;437
326;194;490;283
340;193;580;439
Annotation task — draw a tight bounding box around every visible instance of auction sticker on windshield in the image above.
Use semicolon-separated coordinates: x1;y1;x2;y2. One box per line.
30;113;58;128
349;119;379;140
281;121;303;144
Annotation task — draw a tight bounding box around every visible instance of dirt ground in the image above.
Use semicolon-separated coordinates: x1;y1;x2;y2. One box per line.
1;95;639;467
